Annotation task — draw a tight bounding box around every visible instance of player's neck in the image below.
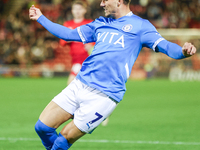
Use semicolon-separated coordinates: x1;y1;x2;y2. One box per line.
73;18;84;23
115;5;131;19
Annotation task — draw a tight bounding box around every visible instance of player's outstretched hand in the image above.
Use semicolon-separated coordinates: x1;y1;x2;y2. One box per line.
29;5;43;21
182;42;196;57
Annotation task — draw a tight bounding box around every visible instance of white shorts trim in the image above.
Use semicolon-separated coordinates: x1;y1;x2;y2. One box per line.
52;78;117;133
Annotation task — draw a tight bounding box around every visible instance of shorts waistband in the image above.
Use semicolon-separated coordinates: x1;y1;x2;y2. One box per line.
109;97;119;104
76;78;119;104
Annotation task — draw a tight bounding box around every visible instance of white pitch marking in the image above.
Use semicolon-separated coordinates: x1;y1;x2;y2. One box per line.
0;137;200;146
78;139;200;146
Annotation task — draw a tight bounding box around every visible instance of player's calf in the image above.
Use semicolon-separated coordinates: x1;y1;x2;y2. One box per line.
35;119;58;150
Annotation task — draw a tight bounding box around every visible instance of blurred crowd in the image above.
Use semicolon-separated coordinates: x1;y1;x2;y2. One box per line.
131;0;200;28
0;0;200;71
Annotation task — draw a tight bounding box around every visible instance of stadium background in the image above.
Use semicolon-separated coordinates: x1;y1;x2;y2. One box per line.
0;0;200;80
0;0;200;150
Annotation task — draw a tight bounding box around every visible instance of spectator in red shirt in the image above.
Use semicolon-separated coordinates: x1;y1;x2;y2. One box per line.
59;0;94;85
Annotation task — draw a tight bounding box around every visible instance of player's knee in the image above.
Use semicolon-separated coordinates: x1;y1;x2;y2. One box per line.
35;119;58;149
35;119;55;135
35;119;44;134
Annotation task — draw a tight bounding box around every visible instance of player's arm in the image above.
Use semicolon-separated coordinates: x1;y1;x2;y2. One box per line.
141;21;197;59
154;40;196;59
59;22;72;46
29;5;81;42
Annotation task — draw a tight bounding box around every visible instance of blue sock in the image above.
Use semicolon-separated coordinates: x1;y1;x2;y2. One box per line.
35;119;58;150
51;133;72;150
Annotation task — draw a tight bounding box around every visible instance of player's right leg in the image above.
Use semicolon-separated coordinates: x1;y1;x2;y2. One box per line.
35;79;80;150
35;101;73;150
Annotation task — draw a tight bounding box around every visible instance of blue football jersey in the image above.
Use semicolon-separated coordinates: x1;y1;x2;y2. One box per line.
76;12;184;102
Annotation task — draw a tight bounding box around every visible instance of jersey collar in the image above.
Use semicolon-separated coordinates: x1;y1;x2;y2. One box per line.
126;12;133;16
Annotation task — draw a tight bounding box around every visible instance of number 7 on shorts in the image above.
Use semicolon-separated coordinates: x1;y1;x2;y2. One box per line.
86;112;103;129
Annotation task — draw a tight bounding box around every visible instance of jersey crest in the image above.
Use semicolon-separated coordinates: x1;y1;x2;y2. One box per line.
122;24;132;32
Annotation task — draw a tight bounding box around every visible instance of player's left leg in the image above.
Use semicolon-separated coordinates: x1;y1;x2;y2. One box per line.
51;120;86;150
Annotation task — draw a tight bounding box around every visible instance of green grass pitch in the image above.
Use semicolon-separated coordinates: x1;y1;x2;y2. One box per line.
0;77;200;150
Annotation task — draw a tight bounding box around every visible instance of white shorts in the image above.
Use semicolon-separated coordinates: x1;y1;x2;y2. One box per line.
52;78;117;133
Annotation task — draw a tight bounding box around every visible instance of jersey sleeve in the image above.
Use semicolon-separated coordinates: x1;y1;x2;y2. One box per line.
140;20;185;59
37;15;82;42
77;21;96;44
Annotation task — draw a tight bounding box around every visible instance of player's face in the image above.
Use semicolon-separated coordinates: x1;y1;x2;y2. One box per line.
100;0;119;18
72;4;87;19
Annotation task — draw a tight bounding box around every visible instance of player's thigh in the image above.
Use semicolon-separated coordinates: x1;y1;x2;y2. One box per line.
39;101;73;128
74;89;118;133
39;80;80;128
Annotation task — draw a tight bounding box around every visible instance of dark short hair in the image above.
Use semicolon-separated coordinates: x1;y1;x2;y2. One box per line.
123;0;131;5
